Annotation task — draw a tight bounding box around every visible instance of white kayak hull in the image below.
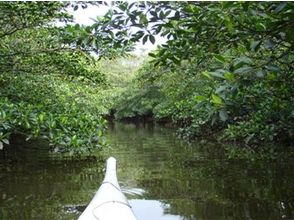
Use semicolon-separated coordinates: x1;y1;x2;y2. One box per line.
78;157;137;220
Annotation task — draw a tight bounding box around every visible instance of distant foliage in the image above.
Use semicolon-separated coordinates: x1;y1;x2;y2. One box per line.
114;61;164;120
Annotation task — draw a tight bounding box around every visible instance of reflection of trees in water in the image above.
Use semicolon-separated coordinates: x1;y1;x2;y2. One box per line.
0;137;105;219
107;123;294;220
138;157;294;220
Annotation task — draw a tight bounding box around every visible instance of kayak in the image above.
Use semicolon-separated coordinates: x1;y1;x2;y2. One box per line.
78;157;137;220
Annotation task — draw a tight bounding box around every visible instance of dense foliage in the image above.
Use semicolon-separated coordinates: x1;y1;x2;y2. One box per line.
1;2;293;154
0;2;118;153
98;2;294;146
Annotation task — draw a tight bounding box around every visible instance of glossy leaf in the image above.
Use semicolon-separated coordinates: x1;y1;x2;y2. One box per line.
211;94;223;105
149;35;155;44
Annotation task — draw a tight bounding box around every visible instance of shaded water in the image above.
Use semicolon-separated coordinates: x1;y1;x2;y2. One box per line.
0;122;294;219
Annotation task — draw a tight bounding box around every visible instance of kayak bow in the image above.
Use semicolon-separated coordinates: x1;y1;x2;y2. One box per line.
78;157;137;220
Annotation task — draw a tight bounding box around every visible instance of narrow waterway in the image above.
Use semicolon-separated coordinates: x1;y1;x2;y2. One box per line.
0;122;293;219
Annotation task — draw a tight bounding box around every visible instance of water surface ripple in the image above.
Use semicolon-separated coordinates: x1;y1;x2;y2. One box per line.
0;122;293;220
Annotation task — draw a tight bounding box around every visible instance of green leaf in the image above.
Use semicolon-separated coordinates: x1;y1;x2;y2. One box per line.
142;35;148;45
134;31;144;41
233;57;253;70
0;110;6;119
170;56;181;65
250;40;262;52
234;66;253;74
211;94;223;105
2;139;9;145
159;11;165;19
150;11;157;18
202;71;212;79
148;52;157;58
224;15;234;32
255;23;266;31
216;85;227;93
219;109;228;121
165;10;172;17
235;56;253;65
208;71;225;79
174;11;180;19
267;72;277;80
224;72;235;81
195;95;206;102
214;54;226;63
118;3;127;11
149;35;155;44
274;2;287;13
265;65;280;72
139;13;148;25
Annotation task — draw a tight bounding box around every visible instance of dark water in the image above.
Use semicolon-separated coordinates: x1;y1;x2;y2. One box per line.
0;123;294;220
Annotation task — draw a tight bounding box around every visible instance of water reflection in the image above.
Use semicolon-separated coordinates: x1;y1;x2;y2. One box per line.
0;137;105;220
129;200;182;220
105;122;294;220
0;123;293;220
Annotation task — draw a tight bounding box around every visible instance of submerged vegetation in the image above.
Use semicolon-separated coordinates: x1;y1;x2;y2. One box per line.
0;2;293;155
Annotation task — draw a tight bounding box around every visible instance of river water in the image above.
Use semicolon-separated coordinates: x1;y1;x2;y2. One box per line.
0;122;293;219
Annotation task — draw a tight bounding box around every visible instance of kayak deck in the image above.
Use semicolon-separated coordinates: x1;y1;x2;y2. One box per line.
78;157;137;220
